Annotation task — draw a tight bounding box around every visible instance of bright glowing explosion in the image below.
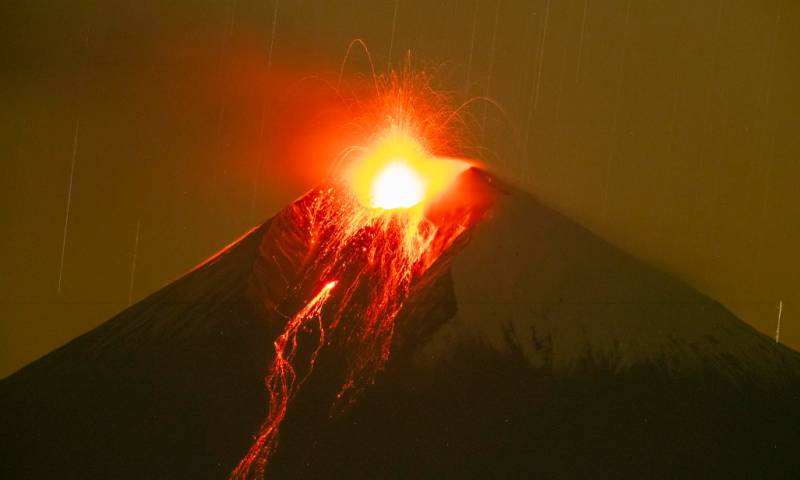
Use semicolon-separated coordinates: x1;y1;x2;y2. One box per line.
348;127;470;211
231;67;485;480
370;162;424;209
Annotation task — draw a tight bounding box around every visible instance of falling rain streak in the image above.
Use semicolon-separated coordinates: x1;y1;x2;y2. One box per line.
214;0;239;160
250;0;281;224
387;0;399;70
521;0;551;161
600;0;631;221
752;3;782;290
128;220;141;305
574;0;589;83
266;0;279;68
57;120;80;294
550;0;575;133
702;0;726;262
481;0;502;141
465;0;480;87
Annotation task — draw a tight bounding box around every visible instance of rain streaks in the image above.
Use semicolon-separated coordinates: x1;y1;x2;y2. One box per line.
551;0;577;133
250;0;281;224
387;0;400;70
481;0;502;140
465;0;481;87
521;0;551;161
752;3;782;289
128;220;141;305
266;0;280;69
57;120;80;294
701;0;726;262
213;0;239;166
600;0;631;221
574;0;589;83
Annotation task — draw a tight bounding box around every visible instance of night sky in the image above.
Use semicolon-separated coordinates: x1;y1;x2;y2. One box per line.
1;0;798;378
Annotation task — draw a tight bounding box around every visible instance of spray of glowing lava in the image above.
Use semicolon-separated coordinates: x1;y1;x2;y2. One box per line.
231;68;490;479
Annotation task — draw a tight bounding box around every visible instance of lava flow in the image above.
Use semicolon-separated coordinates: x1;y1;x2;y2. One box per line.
231;74;492;479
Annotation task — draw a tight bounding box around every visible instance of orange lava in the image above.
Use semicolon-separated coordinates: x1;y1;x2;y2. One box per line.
231;69;485;479
230;280;336;479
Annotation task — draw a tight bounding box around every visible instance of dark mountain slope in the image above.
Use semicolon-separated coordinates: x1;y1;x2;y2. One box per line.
439;187;800;382
1;222;275;479
3;174;799;479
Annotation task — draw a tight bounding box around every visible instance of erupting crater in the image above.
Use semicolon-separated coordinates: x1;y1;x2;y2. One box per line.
347;127;471;211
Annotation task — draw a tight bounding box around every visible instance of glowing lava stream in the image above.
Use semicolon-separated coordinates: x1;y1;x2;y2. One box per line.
230;280;337;480
231;128;476;479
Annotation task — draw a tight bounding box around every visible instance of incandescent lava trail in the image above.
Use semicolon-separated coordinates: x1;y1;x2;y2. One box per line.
231;74;496;479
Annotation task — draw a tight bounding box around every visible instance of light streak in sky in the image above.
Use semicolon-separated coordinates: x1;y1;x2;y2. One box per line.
57;120;80;294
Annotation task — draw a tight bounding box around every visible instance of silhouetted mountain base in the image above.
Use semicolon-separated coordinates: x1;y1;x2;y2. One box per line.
291;341;800;479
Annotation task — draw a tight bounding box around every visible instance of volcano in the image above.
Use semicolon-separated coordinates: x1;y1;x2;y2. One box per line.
3;167;800;479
